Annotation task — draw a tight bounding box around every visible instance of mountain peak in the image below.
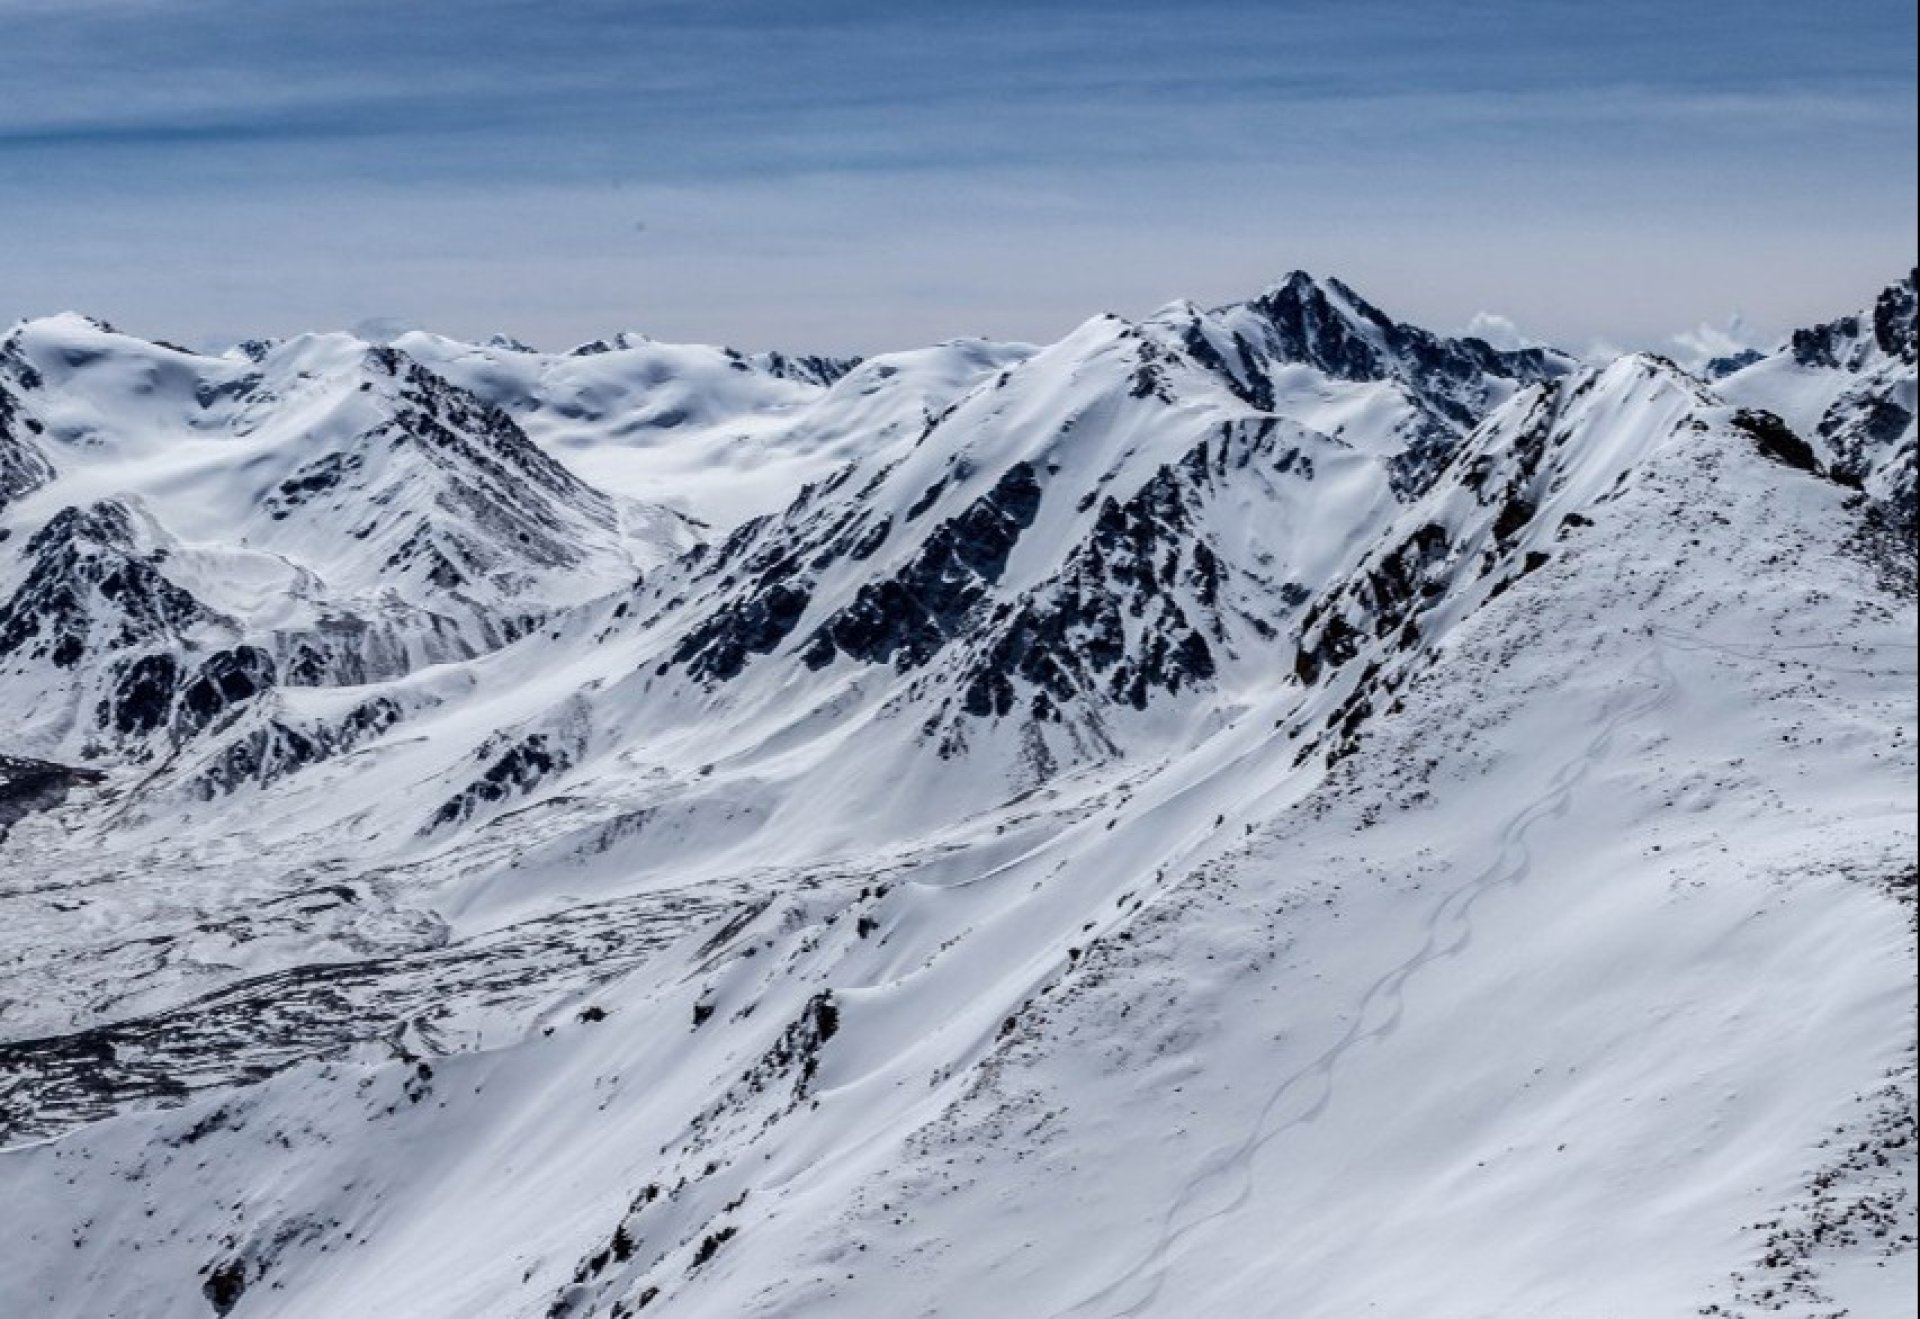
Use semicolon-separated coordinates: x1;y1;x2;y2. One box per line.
1874;267;1917;365
567;331;655;357
0;268;1913;1319
1254;268;1329;300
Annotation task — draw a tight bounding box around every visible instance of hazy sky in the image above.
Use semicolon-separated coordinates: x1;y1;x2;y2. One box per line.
5;0;1915;357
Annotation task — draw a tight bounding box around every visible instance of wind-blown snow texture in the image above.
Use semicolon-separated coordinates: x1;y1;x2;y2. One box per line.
1;272;1913;1319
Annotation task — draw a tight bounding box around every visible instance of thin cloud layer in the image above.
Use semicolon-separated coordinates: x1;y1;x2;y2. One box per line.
1669;315;1769;373
1464;313;1537;352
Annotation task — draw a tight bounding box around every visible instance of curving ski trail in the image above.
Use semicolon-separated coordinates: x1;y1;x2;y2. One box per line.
1056;646;1677;1318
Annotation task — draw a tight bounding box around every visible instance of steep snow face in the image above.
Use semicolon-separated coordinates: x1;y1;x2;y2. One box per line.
604;275;1577;795
1722;270;1917;524
712;386;1910;1319
0;275;1912;1319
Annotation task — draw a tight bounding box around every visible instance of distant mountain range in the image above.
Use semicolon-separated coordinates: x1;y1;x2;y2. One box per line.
1;269;1912;1319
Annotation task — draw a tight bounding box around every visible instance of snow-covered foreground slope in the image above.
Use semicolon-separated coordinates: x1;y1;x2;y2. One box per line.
0;273;1913;1319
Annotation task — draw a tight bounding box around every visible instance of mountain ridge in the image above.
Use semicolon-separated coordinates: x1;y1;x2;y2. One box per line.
0;268;1912;1319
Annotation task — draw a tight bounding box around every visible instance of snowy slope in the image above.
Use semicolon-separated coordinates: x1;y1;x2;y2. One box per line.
0;316;693;758
395;327;1025;532
0;275;1565;1047
0;273;1912;1319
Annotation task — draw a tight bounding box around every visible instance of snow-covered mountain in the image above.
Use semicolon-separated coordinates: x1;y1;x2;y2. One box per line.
1720;270;1917;534
0;316;696;759
0;271;1912;1319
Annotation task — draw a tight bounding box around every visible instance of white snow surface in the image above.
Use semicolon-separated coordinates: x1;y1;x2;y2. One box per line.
0;272;1913;1319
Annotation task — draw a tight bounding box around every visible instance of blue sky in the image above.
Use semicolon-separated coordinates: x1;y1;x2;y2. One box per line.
4;0;1914;354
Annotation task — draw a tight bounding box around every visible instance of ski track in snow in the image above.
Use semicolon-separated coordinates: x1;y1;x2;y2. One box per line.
1059;646;1677;1319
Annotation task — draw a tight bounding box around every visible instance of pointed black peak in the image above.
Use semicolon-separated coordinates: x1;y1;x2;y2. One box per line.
1245;270;1335;317
1252;269;1343;299
1243;271;1428;344
1239;272;1398;384
1241;270;1384;316
1873;269;1916;365
1232;269;1571;389
1790;269;1918;371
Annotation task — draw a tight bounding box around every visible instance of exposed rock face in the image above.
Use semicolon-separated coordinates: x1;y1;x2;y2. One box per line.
428;728;581;832
747;350;864;388
1790;273;1916;372
0;385;55;520
175;646;278;739
1725;270;1916;539
1245;273;1567;412
958;460;1222;720
0;753;103;839
1167;273;1575;499
0;502;219;674
673;582;812;684
1734;408;1825;477
802;462;1044;671
186;695;401;800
